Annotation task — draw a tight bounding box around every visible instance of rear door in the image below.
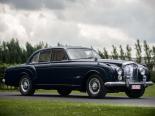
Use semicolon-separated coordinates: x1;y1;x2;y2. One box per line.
49;48;73;85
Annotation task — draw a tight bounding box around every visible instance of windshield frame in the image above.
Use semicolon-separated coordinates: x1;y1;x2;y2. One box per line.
66;48;101;60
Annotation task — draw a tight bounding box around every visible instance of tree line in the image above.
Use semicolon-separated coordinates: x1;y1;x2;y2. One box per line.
0;38;48;64
98;40;155;70
0;38;155;70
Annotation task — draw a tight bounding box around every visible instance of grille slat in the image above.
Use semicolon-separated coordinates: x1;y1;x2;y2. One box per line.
124;64;139;82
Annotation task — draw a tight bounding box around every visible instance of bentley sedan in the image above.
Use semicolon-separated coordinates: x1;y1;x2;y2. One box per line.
2;47;153;98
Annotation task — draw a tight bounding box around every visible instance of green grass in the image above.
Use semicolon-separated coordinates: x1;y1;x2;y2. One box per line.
108;85;155;97
0;99;155;116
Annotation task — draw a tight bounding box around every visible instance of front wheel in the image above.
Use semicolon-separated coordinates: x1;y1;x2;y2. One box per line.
86;74;106;98
125;87;145;98
57;89;72;96
19;75;35;96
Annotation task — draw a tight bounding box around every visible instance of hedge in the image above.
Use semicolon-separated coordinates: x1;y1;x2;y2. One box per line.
0;64;11;78
150;71;155;83
0;64;16;90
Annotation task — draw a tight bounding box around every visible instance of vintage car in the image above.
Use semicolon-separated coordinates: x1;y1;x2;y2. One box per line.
2;47;153;98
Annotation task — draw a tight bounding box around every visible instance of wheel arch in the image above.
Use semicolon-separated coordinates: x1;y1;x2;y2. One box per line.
81;69;105;92
15;67;36;86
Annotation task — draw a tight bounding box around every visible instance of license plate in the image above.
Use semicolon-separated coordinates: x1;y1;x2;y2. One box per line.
131;85;141;90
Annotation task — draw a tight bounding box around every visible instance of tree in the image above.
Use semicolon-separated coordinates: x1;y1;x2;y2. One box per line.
103;48;109;59
126;44;132;61
98;50;104;59
6;38;23;63
119;45;125;60
135;40;142;63
143;40;152;70
57;42;64;47
98;48;109;59
26;42;34;59
1;41;8;63
152;46;155;70
111;45;118;59
0;41;2;63
34;41;47;50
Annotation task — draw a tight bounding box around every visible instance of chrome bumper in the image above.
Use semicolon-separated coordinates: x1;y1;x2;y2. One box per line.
104;81;153;87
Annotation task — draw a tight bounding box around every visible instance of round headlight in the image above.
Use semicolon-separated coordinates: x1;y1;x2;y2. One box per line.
139;67;145;75
118;75;123;81
117;68;122;75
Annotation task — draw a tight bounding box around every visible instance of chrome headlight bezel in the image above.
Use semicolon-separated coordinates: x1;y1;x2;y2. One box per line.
139;67;146;75
108;64;123;81
116;67;123;81
117;67;123;75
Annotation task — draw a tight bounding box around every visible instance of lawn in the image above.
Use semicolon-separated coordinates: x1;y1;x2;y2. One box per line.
0;99;155;116
108;84;155;97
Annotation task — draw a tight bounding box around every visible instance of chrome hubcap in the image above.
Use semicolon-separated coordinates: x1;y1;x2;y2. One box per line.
89;78;100;95
21;78;30;92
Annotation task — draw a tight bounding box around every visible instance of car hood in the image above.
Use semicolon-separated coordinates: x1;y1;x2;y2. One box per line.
71;58;136;67
98;59;135;65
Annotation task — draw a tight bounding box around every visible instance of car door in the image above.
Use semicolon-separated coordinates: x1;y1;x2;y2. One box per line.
33;49;52;84
49;48;74;85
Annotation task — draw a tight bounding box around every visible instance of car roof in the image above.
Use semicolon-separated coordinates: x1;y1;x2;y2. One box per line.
37;46;92;52
26;46;93;63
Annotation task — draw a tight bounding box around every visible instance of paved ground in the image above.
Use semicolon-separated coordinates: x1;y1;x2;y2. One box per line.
0;92;155;107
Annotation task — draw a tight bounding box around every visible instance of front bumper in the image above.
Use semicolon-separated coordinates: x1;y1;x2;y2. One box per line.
104;81;153;87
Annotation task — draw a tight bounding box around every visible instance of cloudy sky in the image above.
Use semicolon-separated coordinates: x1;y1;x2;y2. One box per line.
0;0;155;52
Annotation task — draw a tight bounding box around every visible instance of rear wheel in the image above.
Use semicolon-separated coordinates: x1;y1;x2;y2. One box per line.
19;75;35;96
86;74;106;98
125;87;145;98
57;89;72;96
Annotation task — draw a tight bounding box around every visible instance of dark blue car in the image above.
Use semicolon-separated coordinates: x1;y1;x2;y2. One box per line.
2;47;153;98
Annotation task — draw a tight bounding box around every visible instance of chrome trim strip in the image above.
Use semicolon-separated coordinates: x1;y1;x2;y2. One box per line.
35;84;80;86
104;81;153;87
104;82;125;86
122;61;137;66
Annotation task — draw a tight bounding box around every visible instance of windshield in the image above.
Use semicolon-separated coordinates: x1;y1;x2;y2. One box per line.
67;48;101;60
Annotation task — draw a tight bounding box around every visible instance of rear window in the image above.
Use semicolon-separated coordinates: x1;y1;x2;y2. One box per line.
52;48;68;61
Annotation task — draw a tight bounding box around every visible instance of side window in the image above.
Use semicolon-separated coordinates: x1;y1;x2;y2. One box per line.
52;49;68;61
39;50;51;62
30;52;39;63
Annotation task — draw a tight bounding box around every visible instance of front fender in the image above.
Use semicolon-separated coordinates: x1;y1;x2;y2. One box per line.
5;65;37;86
98;63;116;82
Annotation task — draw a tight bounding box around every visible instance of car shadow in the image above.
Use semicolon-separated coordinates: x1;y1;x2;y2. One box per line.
9;93;145;100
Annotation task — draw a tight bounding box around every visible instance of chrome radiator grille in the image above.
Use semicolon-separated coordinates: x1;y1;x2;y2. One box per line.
123;64;139;82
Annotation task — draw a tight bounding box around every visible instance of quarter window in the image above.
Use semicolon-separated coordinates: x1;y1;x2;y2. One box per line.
30;52;39;63
39;50;51;62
